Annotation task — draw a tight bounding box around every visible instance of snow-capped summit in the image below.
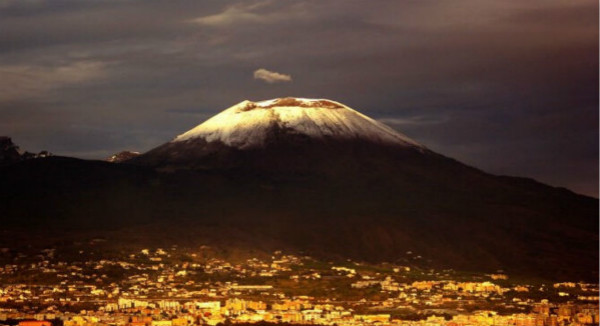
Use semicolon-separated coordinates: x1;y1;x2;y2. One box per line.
172;97;423;149
132;97;430;171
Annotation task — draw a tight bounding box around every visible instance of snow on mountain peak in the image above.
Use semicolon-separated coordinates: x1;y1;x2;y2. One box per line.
244;98;345;110
173;97;423;149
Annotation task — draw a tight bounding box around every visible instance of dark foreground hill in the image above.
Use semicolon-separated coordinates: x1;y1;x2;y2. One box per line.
0;151;596;281
0;98;597;281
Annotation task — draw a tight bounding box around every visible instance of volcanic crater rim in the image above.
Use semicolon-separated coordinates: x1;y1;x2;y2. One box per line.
238;97;345;112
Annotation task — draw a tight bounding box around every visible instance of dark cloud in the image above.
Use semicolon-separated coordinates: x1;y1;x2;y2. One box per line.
0;0;597;197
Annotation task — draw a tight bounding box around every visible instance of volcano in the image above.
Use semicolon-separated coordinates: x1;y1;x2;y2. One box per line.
174;98;422;149
0;98;597;281
132;97;426;172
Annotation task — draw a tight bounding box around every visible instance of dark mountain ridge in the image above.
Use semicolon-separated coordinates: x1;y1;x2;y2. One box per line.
0;98;597;281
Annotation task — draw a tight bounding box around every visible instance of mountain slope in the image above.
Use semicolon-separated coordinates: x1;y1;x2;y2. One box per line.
175;98;422;148
128;97;600;280
132;97;427;172
0;98;597;281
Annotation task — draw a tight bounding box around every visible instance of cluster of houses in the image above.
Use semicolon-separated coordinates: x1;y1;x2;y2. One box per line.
0;248;598;326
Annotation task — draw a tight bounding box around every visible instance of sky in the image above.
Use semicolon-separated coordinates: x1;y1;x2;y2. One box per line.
0;0;598;197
